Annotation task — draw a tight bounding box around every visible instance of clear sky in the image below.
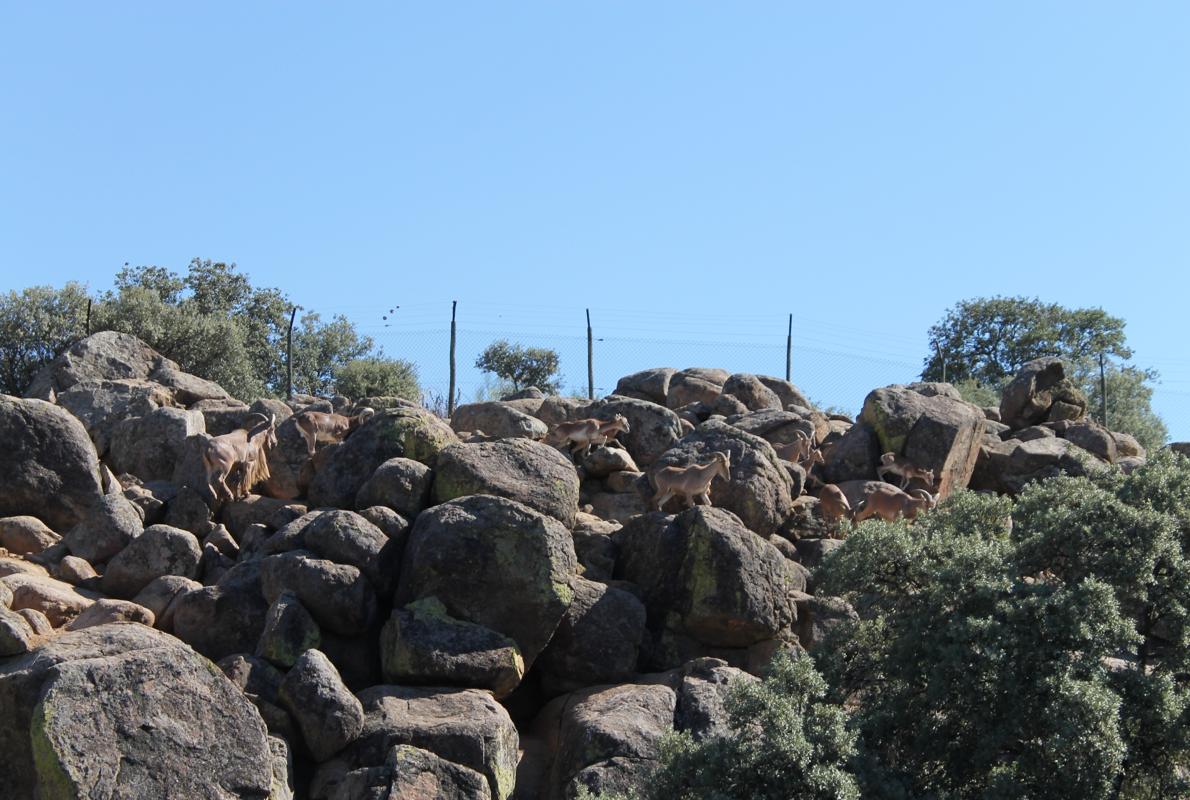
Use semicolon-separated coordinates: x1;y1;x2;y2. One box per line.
2;3;1187;436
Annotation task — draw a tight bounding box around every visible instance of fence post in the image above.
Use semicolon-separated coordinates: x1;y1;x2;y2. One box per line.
785;314;792;382
586;309;595;400
85;299;92;336
448;301;458;415
938;345;947;383
286;306;297;400
1099;352;1108;428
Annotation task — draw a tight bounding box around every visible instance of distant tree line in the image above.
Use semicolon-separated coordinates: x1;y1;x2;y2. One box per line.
0;259;419;402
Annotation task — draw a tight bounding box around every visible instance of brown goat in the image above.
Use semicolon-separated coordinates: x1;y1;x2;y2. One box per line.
854;484;937;523
549;414;631;459
650;451;732;511
818;484;854;530
202;414;278;502
876;452;936;490
773;430;814;463
294;407;376;457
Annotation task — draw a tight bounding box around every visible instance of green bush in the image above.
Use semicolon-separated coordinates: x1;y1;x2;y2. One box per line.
332;357;420;401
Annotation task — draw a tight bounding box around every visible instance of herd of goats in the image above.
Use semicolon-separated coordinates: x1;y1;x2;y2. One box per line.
198;405;940;534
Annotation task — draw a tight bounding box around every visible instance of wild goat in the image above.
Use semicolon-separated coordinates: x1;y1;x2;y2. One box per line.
853;484;937;523
548;414;631;459
876;452;936;490
818;484;853;529
202;414;277;502
294;407;376;457
649;451;732;511
773;430;814;463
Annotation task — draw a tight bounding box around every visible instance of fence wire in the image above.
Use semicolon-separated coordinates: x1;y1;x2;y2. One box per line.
339;301;1189;442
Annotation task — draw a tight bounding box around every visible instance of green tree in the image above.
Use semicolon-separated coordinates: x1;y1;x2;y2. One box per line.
1;260;392;402
922;296;1131;386
923;296;1165;448
475;339;562;394
332;357;420;401
290;310;373;397
0;282;91;395
816;470;1190;799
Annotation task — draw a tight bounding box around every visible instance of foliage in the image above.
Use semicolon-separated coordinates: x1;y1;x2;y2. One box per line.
0;282;91;395
332;357;420;401
0;260;399;402
575;652;859;800
922;296;1130;386
475;339;562;394
923;296;1166;448
288;310;373;397
816;474;1190;799
1081;362;1169;453
93;285;261;397
951;377;1002;408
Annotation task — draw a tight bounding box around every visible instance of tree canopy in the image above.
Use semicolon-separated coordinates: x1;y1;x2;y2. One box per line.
0;259;417;402
922;296;1131;386
923;296;1165;451
475;339;562;394
815;458;1190;799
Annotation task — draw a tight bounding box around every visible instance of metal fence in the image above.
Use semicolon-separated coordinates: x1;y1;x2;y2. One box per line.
326;300;1189;442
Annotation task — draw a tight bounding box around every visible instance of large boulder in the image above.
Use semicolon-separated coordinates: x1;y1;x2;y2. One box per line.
56;379;175;456
1060;420;1118;463
434;439;581;528
0;623;274;799
614;368;676;406
719;373;783;412
257;591;322;669
355;457;434;519
580;396;684;468
756;376;813;410
397;496;577;669
614;506;794;670
261;552;379;637
726;409;816;448
108;407;207;483
535;576;646;696
63;492;145;564
101;523;202;598
653;419;795;537
171;560;271;660
1000;358;1089;429
822;422;883;484
319;686;519;800
0;395;106;532
380;596;525;698
279;649;365;763
666;368;729;409
300;509;399;597
0;516;61;556
24;331;169;399
972;436;1105;495
860;385;986;498
451;401;548;440
546;681;677;800
1;572;98;627
308;407;457;509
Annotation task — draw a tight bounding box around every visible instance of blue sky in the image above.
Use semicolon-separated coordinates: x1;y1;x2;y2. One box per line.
2;4;1188;436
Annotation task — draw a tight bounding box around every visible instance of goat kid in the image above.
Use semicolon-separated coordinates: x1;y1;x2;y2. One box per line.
876;452;936;490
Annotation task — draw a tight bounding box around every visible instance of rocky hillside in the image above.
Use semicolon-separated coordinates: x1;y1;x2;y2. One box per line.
0;332;1162;799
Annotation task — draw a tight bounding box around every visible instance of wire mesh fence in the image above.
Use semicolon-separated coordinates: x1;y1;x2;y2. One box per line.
333;300;1189;442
